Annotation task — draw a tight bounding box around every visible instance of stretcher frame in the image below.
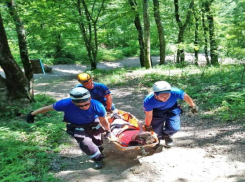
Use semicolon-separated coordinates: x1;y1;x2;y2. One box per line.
107;110;159;152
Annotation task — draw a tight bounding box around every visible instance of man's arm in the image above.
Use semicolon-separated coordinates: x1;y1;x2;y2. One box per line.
99;116;117;140
31;105;55;116
145;110;153;126
26;105;55;123
183;93;196;107
183;93;198;113
98;116;111;132
104;94;112;110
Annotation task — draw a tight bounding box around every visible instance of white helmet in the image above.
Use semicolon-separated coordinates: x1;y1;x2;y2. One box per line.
70;87;91;103
152;81;171;95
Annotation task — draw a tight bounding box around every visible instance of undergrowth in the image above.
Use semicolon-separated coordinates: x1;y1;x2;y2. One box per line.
0;95;67;182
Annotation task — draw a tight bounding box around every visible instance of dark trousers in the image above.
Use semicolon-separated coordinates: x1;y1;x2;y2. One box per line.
151;107;181;139
66;118;104;159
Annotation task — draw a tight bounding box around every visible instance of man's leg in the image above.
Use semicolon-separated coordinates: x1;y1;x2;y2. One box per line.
74;129;104;169
151;109;168;140
163;114;181;147
90;118;105;157
91;132;105;158
151;117;165;140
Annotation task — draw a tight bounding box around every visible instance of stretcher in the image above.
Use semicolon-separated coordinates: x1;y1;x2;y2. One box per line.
107;110;159;155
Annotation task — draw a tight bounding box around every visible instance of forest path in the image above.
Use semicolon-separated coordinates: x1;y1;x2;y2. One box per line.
17;56;245;181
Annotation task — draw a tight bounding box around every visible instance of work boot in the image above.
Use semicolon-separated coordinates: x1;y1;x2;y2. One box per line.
164;136;173;147
98;146;105;158
153;139;160;149
100;152;105;158
94;159;103;169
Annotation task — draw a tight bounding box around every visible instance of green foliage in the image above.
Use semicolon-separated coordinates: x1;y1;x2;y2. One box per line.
121;47;138;57
0;120;65;181
34;94;57;103
88;68;128;86
121;40;139;57
92;64;245;123
151;49;160;56
0;94;57;119
1;0;244;68
0;105;17;118
97;48;124;62
0;94;66;181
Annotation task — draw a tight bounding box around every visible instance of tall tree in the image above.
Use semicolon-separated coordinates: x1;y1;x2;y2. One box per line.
128;0;145;67
174;0;194;63
153;0;166;65
143;0;151;68
201;6;210;65
225;0;245;58
193;10;199;65
76;0;105;70
6;0;34;99
203;0;218;65
0;11;31;110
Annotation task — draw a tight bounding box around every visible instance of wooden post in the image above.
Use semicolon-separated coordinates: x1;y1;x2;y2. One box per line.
30;59;45;74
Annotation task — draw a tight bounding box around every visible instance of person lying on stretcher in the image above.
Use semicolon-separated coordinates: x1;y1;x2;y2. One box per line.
110;118;156;147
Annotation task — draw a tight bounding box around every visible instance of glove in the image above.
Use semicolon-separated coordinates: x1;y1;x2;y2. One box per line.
104;130;111;139
26;111;35;123
190;106;198;114
145;125;154;132
106;108;113;114
104;131;117;141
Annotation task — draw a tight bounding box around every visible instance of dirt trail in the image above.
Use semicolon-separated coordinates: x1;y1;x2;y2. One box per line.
31;57;245;182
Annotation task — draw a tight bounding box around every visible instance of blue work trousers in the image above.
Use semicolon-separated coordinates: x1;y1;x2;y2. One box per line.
151;108;181;139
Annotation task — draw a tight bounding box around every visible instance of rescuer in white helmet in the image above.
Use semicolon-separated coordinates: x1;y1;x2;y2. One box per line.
26;87;112;169
143;81;198;147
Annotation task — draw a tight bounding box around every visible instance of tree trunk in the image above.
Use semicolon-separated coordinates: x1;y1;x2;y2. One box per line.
128;0;145;67
0;12;31;111
54;34;62;59
143;0;151;68
204;2;219;65
92;22;98;69
193;11;199;66
176;31;185;63
201;9;210;65
76;0;105;70
174;0;194;63
153;0;166;65
6;0;34;100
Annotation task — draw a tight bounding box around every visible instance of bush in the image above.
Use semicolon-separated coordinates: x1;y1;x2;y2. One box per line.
0;94;66;181
121;47;138;57
97;48;124;62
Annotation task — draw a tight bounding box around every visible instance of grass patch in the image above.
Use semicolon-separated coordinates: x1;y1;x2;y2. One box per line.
97;48;125;62
0;95;67;182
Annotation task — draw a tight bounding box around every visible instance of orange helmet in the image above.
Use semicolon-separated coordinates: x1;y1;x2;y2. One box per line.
77;73;92;83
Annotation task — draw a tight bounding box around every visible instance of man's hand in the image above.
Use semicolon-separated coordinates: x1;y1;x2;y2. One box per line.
145;125;154;132
190;106;198;114
106;108;113;114
104;131;110;139
26;111;35;123
108;132;117;141
104;131;117;141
